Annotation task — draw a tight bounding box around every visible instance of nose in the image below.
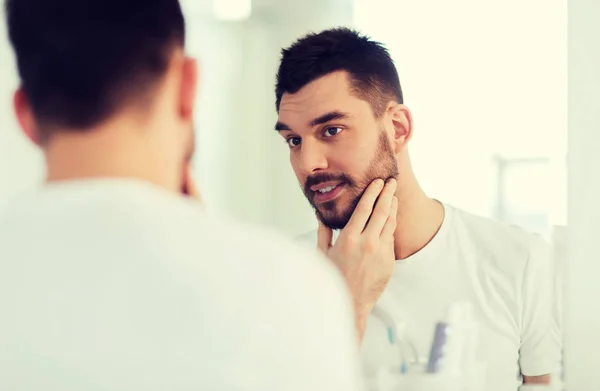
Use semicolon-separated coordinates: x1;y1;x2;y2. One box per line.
298;139;328;175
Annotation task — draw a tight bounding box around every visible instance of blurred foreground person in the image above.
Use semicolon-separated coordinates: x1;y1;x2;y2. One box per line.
0;1;365;390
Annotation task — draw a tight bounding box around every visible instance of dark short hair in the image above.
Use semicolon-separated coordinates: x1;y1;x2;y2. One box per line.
275;27;403;117
5;0;185;140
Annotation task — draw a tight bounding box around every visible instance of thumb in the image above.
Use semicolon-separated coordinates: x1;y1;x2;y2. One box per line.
317;220;333;253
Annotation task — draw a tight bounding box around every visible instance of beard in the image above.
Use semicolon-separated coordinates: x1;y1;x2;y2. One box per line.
303;131;399;230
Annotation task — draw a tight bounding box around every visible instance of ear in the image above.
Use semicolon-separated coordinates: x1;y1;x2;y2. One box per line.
388;103;413;153
179;57;198;121
13;87;41;146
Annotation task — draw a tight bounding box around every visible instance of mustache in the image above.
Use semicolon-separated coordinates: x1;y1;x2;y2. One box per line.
304;173;355;194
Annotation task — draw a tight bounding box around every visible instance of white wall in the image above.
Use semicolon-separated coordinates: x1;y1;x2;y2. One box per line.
564;0;600;388
354;0;567;225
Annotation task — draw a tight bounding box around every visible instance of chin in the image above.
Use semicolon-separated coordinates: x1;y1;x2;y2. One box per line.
317;209;353;231
310;193;357;230
320;219;348;231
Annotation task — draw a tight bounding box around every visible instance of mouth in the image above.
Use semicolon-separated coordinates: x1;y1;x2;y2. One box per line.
311;181;346;204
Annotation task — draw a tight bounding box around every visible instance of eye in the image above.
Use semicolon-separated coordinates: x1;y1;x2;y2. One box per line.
323;127;343;137
286;137;301;148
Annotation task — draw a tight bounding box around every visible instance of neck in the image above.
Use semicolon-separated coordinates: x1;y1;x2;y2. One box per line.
393;157;445;260
44;120;178;192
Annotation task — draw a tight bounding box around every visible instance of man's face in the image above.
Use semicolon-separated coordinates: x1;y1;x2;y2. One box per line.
276;71;399;229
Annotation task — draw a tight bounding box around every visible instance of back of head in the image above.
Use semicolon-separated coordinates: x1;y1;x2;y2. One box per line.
275;27;403;117
5;0;185;141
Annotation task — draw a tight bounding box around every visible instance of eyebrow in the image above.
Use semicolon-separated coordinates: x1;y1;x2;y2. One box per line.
274;121;291;132
310;111;350;127
274;111;351;132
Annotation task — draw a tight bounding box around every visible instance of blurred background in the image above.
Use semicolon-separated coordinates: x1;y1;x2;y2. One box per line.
0;0;566;238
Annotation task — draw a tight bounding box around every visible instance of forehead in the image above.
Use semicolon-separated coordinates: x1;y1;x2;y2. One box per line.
278;71;373;127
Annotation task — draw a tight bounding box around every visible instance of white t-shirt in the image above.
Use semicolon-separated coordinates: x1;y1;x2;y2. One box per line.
298;203;561;391
0;179;364;391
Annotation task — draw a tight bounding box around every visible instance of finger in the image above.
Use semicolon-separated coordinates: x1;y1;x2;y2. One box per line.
381;196;398;239
342;179;385;237
363;179;397;238
317;219;333;252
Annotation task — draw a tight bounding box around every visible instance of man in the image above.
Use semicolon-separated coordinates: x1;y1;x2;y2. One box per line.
0;2;375;389
274;28;560;389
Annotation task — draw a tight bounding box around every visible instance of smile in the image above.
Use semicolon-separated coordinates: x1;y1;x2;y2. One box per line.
318;185;338;194
312;182;346;203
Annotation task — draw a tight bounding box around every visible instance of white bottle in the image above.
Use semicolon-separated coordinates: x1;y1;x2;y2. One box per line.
441;302;479;373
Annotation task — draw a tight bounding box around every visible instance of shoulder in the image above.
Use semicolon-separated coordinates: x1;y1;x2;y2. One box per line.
448;205;551;274
176;208;348;297
450;205;549;253
295;228;341;248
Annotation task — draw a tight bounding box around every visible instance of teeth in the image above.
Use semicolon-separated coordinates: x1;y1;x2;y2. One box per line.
318;185;337;194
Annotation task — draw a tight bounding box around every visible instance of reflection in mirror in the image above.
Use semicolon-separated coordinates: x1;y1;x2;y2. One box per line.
273;16;564;388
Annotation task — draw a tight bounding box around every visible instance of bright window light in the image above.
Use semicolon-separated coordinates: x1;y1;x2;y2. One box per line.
213;0;252;21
